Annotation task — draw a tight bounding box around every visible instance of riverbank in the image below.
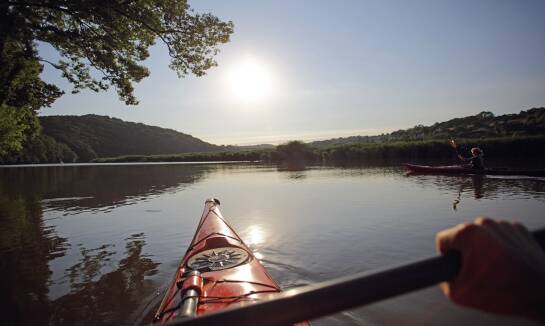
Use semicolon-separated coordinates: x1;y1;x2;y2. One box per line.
92;151;263;163
91;136;545;165
3;108;544;165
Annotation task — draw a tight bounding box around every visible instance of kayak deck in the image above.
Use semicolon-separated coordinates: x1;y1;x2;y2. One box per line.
403;163;545;177
154;199;310;325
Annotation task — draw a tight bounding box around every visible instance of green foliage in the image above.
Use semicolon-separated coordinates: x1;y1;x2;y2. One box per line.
0;1;232;160
5;108;545;165
40;115;221;161
0;38;63;110
0;133;77;164
0;104;40;155
0;105;79;164
320;136;545;163
90;136;545;164
273;141;316;163
2;0;233;106
93;151;263;163
310;108;545;148
0;103;80;163
2;114;272;164
402;107;545;140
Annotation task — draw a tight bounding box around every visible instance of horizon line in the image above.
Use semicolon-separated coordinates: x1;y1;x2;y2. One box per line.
202;127;399;146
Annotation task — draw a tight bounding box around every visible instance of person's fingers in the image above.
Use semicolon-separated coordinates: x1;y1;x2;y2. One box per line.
437;222;483;287
436;225;461;297
508;221;536;248
509;222;545;274
437;218;545;319
511;221;529;235
437;221;493;306
439;281;452;299
454;223;482;248
476;217;514;246
474;216;497;227
495;220;533;249
509;221;543;251
436;223;467;254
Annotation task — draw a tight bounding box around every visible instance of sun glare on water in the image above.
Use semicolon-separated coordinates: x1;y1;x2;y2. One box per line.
243;224;265;245
228;57;273;103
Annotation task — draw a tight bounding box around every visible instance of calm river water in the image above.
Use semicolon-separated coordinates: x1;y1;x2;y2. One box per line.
1;163;544;325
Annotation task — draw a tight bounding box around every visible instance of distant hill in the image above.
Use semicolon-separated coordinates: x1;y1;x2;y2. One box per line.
309;107;545;148
3;108;545;164
40;115;221;161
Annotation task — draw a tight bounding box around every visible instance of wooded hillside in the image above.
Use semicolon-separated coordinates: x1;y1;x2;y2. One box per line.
0;115;225;163
2;108;544;164
40;115;221;161
310;108;545;148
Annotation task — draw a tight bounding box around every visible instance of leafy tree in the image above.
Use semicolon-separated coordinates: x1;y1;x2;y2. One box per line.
0;133;78;164
275;141;316;163
1;0;233;106
0;104;40;155
0;0;233;158
0;38;63;110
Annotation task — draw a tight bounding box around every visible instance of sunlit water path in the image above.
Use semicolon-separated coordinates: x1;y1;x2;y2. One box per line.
1;163;544;325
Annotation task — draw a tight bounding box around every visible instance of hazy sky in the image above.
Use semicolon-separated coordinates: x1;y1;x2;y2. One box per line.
39;0;545;145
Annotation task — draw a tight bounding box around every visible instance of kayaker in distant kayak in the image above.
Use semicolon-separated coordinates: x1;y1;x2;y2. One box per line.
437;218;545;323
458;147;485;169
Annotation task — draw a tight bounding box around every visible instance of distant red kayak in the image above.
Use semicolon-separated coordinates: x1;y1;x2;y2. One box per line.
153;199;310;325
403;163;545;177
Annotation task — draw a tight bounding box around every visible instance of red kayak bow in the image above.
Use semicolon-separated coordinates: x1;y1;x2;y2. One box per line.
154;199;310;325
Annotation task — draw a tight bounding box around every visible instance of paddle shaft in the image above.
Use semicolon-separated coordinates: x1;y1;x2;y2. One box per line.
172;228;545;326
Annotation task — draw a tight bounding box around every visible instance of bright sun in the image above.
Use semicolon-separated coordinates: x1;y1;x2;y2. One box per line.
228;57;272;103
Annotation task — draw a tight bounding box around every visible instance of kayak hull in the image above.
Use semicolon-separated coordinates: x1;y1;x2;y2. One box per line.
403;163;545;177
154;199;310;325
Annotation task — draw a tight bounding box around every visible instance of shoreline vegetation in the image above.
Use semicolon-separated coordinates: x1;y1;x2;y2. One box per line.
92;136;545;165
2;108;545;165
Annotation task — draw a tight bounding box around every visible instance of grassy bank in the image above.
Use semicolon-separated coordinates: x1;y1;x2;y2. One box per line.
93;136;545;165
92;150;265;163
320;136;545;163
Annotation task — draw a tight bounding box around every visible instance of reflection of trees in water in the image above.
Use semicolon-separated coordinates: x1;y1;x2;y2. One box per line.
0;165;203;325
51;233;159;326
0;194;160;325
0;164;211;214
0;197;69;325
65;244;116;285
277;162;308;180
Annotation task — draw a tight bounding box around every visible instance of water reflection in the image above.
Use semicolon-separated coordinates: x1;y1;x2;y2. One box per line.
0;190;160;325
450;176;484;210
0;164;214;325
242;225;266;246
0;196;69;325
0;165;210;214
1;164;544;326
406;173;545;202
277;161;308;172
50;233;159;326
